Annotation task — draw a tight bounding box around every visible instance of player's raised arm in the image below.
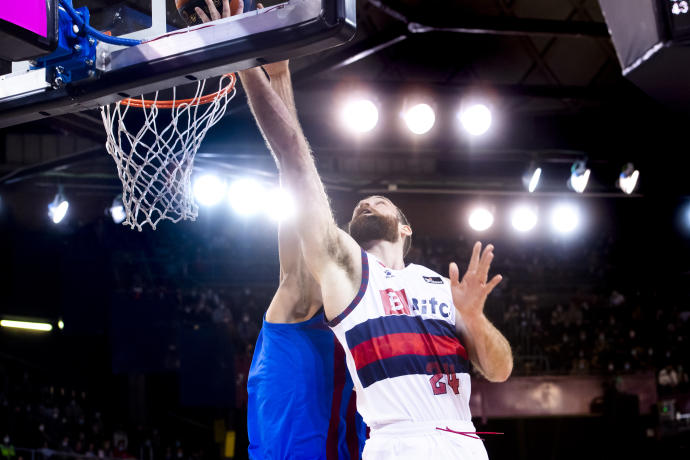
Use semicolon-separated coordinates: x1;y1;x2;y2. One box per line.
200;1;362;320
449;242;513;382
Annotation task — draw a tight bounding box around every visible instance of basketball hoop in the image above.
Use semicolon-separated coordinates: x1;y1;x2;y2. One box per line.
101;73;237;231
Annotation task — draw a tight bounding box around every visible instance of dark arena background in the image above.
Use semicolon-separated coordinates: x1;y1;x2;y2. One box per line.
2;0;690;459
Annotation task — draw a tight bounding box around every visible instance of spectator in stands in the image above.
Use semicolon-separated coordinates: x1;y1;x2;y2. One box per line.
0;435;15;460
658;364;679;395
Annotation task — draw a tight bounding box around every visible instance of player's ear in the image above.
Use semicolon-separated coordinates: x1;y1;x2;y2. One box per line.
400;224;412;238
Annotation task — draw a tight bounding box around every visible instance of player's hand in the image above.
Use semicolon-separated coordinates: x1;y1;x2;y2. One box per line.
195;0;243;23
449;242;502;321
196;2;290;76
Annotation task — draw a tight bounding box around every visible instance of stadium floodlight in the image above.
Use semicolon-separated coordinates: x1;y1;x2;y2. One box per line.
568;161;590;194
109;195;126;224
511;205;538;233
48;190;69;224
228;178;266;217
264;187;296;222
403;103;436;135
0;320;52;332
193;174;226;207
341;98;379;133
618;163;639;195
550;203;580;235
459;103;492;136
57;319;64;330
469;207;494;232
523;166;542;193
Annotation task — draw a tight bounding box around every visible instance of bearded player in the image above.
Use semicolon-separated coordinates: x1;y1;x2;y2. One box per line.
224;4;512;460
194;2;366;459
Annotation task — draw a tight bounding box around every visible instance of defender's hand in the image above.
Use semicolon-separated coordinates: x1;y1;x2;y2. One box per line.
195;0;243;22
449;242;502;321
196;2;290;76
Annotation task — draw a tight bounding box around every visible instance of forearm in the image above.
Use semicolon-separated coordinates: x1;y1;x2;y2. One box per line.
463;313;513;382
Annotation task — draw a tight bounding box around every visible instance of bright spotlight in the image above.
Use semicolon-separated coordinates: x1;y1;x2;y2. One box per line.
228;179;266;217
194;174;226;207
57;320;64;330
618;163;639;195
469;207;494;232
403;103;435;135
264;187;295;222
0;320;52;332
48;192;69;224
551;203;580;235
568;161;590;194
511;205;538;233
527;168;542;193
459;103;492;136
342;98;378;133
109;195;126;224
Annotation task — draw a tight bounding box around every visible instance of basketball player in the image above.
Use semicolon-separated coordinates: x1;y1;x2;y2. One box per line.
213;2;513;459
195;2;366;459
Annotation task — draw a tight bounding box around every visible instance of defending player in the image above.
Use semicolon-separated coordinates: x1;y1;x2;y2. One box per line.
228;4;513;460
195;2;366;459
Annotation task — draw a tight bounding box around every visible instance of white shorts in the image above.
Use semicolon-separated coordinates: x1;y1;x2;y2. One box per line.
363;420;490;460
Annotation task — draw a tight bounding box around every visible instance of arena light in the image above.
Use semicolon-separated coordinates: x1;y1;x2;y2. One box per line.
109;195;126;224
524;167;542;193
264;187;295;222
57;319;64;330
511;205;538;233
459;103;492;136
341;98;379;133
568;161;590;194
468;207;494;232
618;163;639;195
228;178;266;217
48;190;69;224
550;203;580;235
403;103;435;135
0;320;53;332
194;174;226;207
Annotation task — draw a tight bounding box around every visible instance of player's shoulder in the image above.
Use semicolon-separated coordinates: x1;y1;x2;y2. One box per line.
405;262;448;283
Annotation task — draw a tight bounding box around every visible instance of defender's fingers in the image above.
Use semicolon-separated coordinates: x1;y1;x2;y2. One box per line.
222;0;231;17
484;274;503;295
449;262;460;284
230;0;244;16
204;0;221;20
195;7;211;23
468;241;482;273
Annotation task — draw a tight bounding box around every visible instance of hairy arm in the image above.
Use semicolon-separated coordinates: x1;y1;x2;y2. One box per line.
238;67;361;320
450;242;513;382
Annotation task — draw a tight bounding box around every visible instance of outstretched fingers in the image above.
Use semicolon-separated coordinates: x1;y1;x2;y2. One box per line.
468;241;482;273
478;244;494;280
449;262;460;285
204;0;221;20
230;0;244;16
195;7;211;22
484;274;503;296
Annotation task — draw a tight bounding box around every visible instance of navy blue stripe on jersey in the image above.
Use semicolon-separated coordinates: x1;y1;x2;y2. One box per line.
345;314;458;350
356;353;470;388
328;249;369;327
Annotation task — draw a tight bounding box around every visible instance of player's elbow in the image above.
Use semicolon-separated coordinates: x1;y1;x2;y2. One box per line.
486;358;513;383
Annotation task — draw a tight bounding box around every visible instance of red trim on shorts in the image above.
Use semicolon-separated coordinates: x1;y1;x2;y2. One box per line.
327;338;346;460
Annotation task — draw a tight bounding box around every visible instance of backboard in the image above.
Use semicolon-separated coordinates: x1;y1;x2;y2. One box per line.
0;0;356;128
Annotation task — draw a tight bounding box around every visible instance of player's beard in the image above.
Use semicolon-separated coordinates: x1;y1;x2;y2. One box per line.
348;212;400;246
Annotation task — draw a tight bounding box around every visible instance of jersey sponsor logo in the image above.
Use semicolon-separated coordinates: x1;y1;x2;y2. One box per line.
410;296;451;318
384;269;394;279
379;288;411;315
423;275;444;284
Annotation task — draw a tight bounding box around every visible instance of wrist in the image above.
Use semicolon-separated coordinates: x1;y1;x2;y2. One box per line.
461;312;486;329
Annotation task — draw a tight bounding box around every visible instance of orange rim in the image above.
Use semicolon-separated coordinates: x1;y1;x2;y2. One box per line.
119;73;236;109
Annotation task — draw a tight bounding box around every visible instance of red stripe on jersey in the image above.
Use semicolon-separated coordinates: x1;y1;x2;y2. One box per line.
345;391;360;460
327;338;346;460
350;332;467;370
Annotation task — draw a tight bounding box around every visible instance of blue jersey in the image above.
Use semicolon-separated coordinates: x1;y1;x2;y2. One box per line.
247;310;366;460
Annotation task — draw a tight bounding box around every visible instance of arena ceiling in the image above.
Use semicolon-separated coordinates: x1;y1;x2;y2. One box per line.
1;0;688;228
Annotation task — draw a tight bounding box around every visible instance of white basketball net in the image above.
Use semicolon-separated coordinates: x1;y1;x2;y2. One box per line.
101;74;236;231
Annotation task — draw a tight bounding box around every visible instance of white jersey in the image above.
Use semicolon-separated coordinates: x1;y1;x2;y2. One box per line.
328;249;473;430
